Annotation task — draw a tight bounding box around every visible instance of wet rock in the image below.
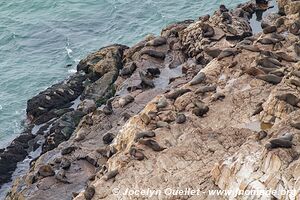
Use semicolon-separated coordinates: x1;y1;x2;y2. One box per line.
119;95;134;107
189;71;206;85
38;165;55;177
84;186;95;200
134;131;156;142
103;133;115;144
176;113;186;124
138;139;165;151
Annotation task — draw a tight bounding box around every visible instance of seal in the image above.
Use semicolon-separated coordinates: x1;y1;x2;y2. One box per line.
256;130;267;140
55;169;70;184
265;138;293;149
291;121;300;130
240;45;261;52
244;66;265;76
217;48;239;60
189;71;206;85
294;43;300;57
275;52;297;62
221;12;232;24
292;70;300;78
129;147;145;161
202;23;215;38
219;4;229;13
61;146;77;155
139;71;155;88
145;36;167;47
256;74;282;84
134;131;156;142
104;169;119;181
276;93;300;107
141;49;166;60
203;47;222;58
192;101;209;117
147;67;161;77
257;37;279;45
84;186;95;200
263;25;277;34
120;62;137;77
60;158;71;170
195;85;217;94
139;139;165;151
165;88;191;100
256;57;281;68
176;113;186;124
289;20;300;35
157;97;168;109
103;132;115;144
270;33;285;41
290;79;300;87
119;95;134;107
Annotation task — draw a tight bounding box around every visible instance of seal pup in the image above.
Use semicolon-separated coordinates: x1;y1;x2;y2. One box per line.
294;43;300;57
103;132;115;144
192;101;209;117
157;97;168;109
119;95;134;107
147;67;160;77
104;169;119;181
256;74;282;84
195;85;217;94
256;57;281;68
139;71;155;88
134;131;156;142
202;23;215;37
203;47;222;58
219;4;229;13
275;52;297;62
276;93;300;107
120;62;137;77
189;71;206;85
217;48;240;60
139;139;165;151
129;147;145;161
165;88;191;100
55;169;71;184
145;36;167;47
84;186;95;200
140;49;166;60
176;113;186;124
291;121;300;130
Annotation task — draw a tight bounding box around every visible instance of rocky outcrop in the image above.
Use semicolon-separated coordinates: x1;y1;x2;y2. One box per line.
4;0;300;199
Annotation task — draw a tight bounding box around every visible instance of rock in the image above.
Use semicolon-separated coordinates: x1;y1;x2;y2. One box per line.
138;139;165;151
119;95;134;107
189;72;206;85
103;133;115;144
38;165;55;177
176;114;186;124
84;186;95;200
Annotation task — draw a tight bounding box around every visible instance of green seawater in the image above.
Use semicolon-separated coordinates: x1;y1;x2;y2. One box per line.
0;0;249;148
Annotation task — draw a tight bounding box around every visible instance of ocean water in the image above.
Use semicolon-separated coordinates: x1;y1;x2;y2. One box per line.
0;0;249;148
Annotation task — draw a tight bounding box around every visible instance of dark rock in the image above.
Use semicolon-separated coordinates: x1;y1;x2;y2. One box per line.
176;114;186;124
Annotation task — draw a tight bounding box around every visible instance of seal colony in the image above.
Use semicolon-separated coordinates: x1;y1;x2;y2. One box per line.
2;0;300;199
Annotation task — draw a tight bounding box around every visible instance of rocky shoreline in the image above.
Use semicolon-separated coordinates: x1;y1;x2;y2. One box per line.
1;0;300;199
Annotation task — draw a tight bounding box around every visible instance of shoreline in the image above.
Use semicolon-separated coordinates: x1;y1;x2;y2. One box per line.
2;0;300;199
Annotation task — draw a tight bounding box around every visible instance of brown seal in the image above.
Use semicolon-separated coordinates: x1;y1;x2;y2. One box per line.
189;71;206;85
256;74;282;84
139;139;165;151
165;88;191;100
134;131;156;141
